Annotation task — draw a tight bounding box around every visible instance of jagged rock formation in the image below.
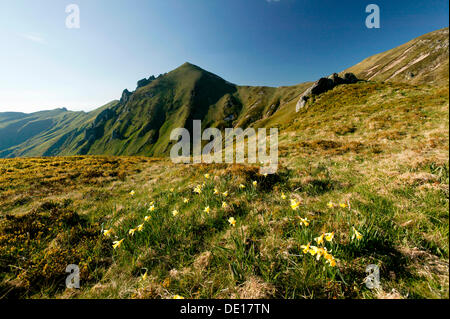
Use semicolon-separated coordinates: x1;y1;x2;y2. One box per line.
296;73;359;112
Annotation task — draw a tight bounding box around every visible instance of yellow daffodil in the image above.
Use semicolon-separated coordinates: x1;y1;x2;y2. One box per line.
324;253;336;267
144;215;151;222
228;217;236;227
172;209;179;217
252;181;257;187
324;232;334;242
148;205;156;212
308;245;319;256
203;206;210;213
326;257;336;267
194;185;202;194
183;198;189;203
281;193;286;200
112;239;124;249
314;234;325;245
222;191;229;197
222;201;228;208
299;217;309;227
204;173;210;179
315;247;327;260
239;184;246;189
352;227;363;240
137;224;144;232
173;295;185;299
290;199;300;211
129;228;137;236
213;188;219;195
301;243;311;254
327;201;334;208
129;190;135;196
102;229;112;237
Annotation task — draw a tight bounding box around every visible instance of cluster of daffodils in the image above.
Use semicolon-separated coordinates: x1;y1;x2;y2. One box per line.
105;201;158;250
279;192;365;268
300;232;337;267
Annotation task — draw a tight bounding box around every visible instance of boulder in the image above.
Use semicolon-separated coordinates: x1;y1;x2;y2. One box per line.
296;73;359;112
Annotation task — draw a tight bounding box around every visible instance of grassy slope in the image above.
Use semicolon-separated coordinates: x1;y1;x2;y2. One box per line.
0;80;448;299
345;28;449;86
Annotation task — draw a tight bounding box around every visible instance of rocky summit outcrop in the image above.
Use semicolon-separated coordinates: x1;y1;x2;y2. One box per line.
296;73;359;112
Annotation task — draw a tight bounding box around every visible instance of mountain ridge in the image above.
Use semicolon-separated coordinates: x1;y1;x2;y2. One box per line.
0;27;448;158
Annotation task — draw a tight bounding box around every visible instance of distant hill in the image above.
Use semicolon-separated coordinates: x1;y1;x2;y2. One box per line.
0;27;448;158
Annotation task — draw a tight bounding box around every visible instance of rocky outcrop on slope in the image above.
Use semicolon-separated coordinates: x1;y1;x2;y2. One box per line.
296;73;359;112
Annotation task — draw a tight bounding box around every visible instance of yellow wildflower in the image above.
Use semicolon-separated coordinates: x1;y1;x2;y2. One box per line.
222;191;229;197
299;217;309;227
324;252;336;267
213;188;219;195
228;217;236;227
204;173;210;179
314;234;325;245
142;271;148;281
290;199;300;211
301;243;310;254
148;205;156;212
281;193;286;200
102;229;112;237
183;198;189;203
137;224;144;232
144;215;151;222
324;232;334;242
352;227;363;240
203;206;210;213
252;181;257;187
316;247;327;260
129;190;135;196
339;203;347;208
308;245;319;257
222;201;228;208
172;210;179;217
326;257;336;267
327;201;334;208
239;184;246;189
129;228;137;236
173;295;185;299
194;185;202;194
112;239;124;249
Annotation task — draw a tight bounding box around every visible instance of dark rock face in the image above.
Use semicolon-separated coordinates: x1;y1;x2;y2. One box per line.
296;73;359;112
137;78;151;89
137;75;157;89
120;89;132;104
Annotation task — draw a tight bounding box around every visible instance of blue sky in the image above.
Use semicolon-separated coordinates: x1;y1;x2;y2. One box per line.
0;0;448;113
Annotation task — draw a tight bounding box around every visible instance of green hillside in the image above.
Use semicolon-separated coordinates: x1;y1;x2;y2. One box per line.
0;27;448;161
